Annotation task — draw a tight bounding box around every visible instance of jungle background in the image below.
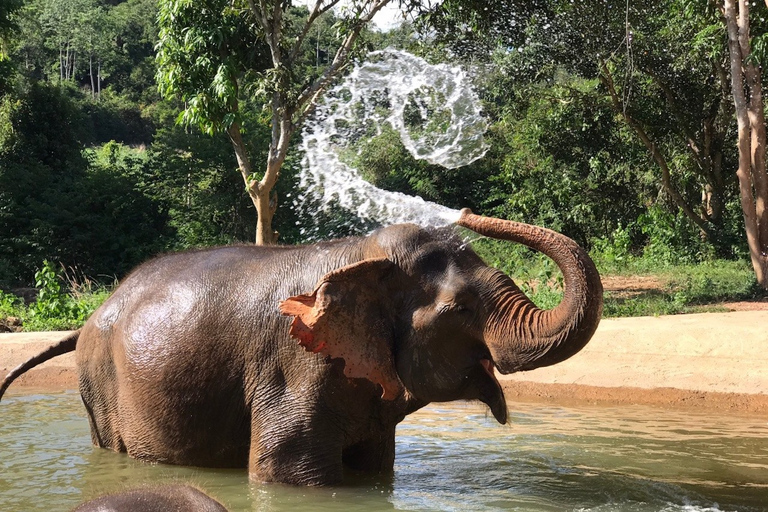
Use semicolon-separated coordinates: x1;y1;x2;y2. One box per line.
0;0;767;331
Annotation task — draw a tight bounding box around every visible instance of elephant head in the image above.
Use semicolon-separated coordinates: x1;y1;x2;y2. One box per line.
280;210;603;425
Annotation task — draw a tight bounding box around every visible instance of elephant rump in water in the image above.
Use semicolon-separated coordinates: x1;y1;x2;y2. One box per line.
71;484;228;512
0;210;602;486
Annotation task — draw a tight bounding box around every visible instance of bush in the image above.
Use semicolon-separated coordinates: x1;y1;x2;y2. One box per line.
80;90;155;146
590;225;633;270
601;259;762;317
664;261;760;305
0;85;169;286
0;261;112;331
637;205;713;264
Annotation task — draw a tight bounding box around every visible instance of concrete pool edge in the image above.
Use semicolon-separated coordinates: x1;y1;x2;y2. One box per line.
2;310;767;413
500;381;768;414
496;310;768;414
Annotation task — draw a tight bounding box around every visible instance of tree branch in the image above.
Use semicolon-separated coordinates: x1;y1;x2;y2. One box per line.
600;60;710;235
249;0;283;67
293;0;392;125
226;122;257;197
643;68;705;170
288;0;343;63
249;0;270;35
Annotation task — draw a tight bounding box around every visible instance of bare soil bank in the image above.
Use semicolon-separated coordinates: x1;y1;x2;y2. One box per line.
2;311;767;414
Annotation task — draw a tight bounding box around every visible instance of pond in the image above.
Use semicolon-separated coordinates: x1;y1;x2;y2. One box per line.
1;391;767;511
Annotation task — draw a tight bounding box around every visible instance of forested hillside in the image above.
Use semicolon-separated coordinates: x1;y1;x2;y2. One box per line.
0;0;766;325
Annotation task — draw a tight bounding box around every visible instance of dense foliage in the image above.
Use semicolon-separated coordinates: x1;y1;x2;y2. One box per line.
0;0;766;320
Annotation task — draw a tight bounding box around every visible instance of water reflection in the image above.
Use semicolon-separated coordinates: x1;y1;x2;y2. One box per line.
1;391;767;511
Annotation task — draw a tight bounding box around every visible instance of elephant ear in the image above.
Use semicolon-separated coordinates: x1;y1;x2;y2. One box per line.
279;258;404;400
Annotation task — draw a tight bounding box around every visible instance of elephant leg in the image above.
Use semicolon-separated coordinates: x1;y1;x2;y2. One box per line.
342;427;396;473
78;343;125;452
248;413;344;485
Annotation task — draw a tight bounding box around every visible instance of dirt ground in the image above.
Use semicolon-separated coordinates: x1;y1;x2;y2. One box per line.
498;307;768;414
601;275;768;311
2;306;767;415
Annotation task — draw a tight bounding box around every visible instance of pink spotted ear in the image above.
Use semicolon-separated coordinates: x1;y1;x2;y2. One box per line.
279;258;404;400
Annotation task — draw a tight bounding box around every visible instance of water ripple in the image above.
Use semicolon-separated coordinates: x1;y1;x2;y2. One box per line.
2;394;768;511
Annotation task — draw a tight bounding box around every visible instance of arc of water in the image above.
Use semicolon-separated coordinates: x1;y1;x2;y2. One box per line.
296;49;489;235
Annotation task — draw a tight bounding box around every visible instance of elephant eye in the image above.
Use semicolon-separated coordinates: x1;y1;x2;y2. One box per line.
438;303;471;315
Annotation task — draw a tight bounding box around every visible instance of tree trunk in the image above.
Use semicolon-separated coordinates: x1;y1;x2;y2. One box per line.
255;102;291;246
227;121;281;245
59;43;64;81
254;170;279;245
65;42;71;80
723;0;768;288
599;60;712;237
89;55;95;97
240;0;393;245
227;123;257;238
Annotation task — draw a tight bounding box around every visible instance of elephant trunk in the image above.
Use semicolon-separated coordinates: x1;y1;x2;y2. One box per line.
456;209;603;374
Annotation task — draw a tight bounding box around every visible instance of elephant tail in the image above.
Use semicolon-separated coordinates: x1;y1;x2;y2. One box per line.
0;330;79;402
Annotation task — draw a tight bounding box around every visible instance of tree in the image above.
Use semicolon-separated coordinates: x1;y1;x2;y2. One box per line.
77;2;110;98
107;0;160;102
37;0;87;81
157;0;394;245
0;0;22;58
14;0;115;89
418;1;751;252
0;0;22;94
722;0;768;287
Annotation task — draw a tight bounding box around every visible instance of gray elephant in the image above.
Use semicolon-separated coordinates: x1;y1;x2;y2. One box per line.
71;484;228;511
0;210;602;485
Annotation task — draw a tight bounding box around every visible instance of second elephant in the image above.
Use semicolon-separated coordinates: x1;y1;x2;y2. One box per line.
71;484;228;512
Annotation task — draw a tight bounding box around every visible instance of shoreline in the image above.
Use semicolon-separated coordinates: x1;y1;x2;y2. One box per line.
2;310;767;414
500;382;768;415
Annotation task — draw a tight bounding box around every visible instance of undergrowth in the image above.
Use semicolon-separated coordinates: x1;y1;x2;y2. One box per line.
471;238;765;318
0;261;112;331
600;260;762;317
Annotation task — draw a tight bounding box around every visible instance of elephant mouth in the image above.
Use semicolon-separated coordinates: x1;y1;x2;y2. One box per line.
476;358;508;425
480;359;496;381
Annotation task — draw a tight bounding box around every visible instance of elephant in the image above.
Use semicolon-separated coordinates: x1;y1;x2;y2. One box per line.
0;210;602;485
71;484;228;511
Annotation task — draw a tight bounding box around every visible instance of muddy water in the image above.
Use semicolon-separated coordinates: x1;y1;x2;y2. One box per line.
1;391;767;511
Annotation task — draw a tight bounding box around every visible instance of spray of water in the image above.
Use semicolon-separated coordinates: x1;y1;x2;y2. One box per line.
294;49;489;238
